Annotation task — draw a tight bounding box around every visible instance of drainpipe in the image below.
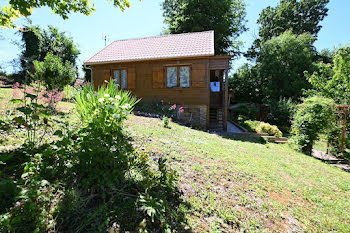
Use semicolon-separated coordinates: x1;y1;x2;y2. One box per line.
84;64;93;86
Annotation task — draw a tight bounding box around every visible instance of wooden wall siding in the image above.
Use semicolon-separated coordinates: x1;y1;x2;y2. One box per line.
191;64;206;88
91;57;211;106
208;58;230;70
152;66;164;88
127;68;136;89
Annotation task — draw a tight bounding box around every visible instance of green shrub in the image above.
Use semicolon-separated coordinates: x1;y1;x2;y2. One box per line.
242;120;282;137
163;116;170;128
266;98;296;131
33;52;75;91
256;122;283;138
134;100;178;118
230;104;258;123
241;120;261;132
291;96;336;155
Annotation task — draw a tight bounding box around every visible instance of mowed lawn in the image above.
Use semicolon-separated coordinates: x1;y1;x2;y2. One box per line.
1;86;350;232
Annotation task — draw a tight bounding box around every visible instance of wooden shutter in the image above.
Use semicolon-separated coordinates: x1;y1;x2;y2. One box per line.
191;64;206;88
152;66;164;88
128;68;136;89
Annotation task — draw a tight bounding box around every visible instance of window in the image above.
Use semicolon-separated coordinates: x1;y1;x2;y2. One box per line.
166;65;190;88
113;69;127;89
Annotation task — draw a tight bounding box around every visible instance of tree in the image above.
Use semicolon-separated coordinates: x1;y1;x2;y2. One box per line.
1;0;131;28
257;0;329;43
247;0;329;58
291;96;335;155
33;52;75;91
20;25;79;74
162;0;247;55
229;63;261;103
258;31;316;101
307;46;350;104
233;31;316;102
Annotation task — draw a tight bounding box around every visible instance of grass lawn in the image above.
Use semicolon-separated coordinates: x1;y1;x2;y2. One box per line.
1;86;350;232
125;116;350;232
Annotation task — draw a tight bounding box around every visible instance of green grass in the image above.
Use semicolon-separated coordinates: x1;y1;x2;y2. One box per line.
125;116;350;232
1;86;350;232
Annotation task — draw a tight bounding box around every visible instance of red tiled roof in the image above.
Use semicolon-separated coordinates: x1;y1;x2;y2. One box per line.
84;30;214;65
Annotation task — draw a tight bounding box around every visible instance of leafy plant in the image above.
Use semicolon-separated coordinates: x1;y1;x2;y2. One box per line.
256;122;283;138
32;52;75;91
10;82;51;151
163;116;170;128
290;96;336;155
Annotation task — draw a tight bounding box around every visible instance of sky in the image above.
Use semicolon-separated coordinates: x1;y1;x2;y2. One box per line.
0;0;349;74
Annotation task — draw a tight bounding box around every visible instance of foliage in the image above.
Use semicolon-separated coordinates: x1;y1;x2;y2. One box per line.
0;0;131;28
134;100;178;119
162;0;247;55
256;122;283;138
163;116;170;128
229;64;261;103
234;31;316;102
20;25;80;74
0;80;186;232
32;52;75;91
257;31;316;101
291;96;336;155
257;0;329;43
241;120;261;132
266;98;296;131
307;46;350;104
230;104;258;123
242;120;282;137
9;82;52;151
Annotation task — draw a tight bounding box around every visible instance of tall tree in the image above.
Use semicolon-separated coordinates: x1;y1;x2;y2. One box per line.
162;0;247;55
0;0;131;28
257;0;329;43
247;0;329;58
307;46;350;104
233;31;316;102
20;25;79;74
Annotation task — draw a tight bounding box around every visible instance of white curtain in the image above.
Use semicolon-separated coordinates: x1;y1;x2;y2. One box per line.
121;70;127;89
114;70;120;87
179;66;190;87
167;67;177;87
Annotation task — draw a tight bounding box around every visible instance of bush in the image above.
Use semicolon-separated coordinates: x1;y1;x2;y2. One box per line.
33;52;75;91
163;116;170;128
134;100;178;119
242;120;282;137
266;98;296;131
256;122;283;138
241;120;261;132
1;80;187;232
291;96;336;155
230;104;258;123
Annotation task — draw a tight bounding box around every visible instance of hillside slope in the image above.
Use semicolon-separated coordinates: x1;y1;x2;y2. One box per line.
126;115;350;232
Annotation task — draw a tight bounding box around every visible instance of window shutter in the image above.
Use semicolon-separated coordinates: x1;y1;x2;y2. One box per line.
191;64;206;88
128;68;136;89
152;66;164;88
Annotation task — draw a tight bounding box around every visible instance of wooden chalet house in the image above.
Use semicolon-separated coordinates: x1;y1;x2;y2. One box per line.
84;30;231;130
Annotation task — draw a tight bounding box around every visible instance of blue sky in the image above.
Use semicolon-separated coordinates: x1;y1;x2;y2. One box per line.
0;0;349;74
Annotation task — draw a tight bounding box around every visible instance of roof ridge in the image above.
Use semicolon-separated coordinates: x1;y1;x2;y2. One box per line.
110;30;214;43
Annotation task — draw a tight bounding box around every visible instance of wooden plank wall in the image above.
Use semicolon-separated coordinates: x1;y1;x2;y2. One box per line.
91;57;211;106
